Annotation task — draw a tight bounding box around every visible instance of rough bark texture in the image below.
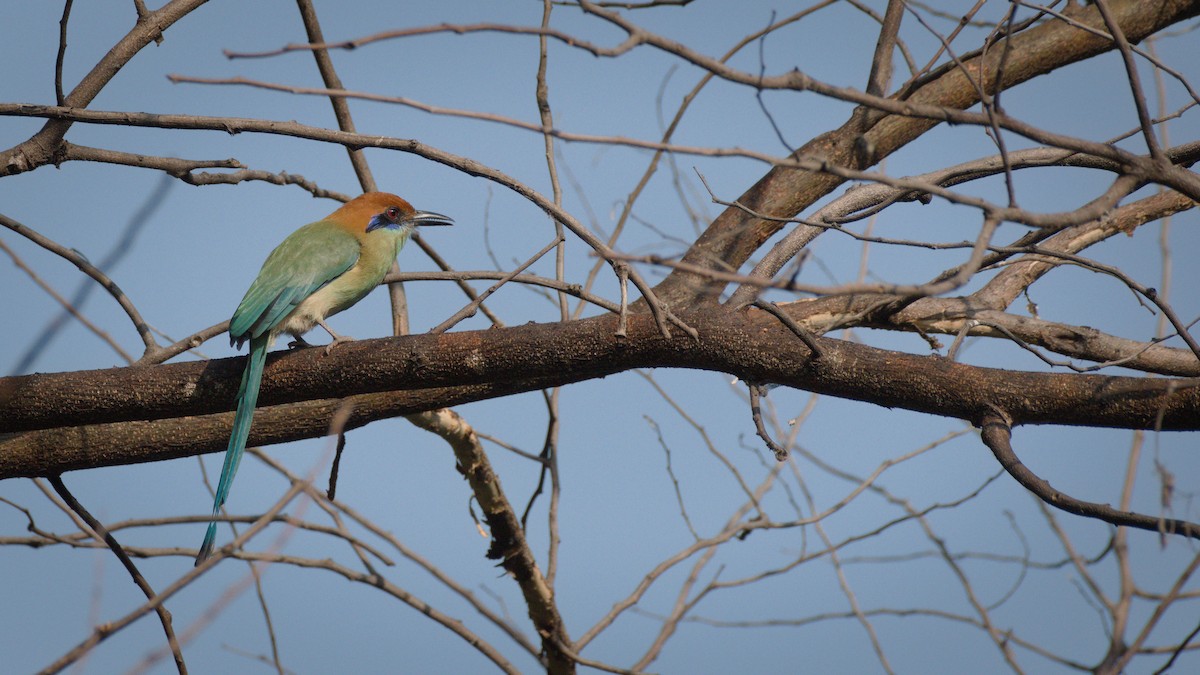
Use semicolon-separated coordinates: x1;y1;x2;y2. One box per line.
5;308;1199;479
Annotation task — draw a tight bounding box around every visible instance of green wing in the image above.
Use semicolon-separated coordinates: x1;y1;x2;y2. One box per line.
229;220;359;346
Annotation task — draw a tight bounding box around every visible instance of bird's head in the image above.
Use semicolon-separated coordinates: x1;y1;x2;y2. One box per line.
361;194;454;233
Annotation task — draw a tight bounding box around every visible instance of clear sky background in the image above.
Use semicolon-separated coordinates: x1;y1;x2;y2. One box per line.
2;1;1200;673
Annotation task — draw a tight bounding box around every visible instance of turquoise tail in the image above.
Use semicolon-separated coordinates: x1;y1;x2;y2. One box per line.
196;334;268;565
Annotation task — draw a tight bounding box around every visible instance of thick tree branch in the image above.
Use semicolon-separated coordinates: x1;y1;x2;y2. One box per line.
4;309;1200;479
0;378;566;479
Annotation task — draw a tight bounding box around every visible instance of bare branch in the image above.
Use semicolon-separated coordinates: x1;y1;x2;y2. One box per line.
0;212;158;357
405;408;573;673
48;475;187;674
7;311;1200;480
980;414;1200;540
1;239;135;365
0;0;208;175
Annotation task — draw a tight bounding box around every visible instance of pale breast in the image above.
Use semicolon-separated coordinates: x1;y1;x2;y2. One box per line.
273;235;403;340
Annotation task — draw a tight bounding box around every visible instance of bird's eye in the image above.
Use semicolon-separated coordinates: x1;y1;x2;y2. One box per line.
386;206;401;220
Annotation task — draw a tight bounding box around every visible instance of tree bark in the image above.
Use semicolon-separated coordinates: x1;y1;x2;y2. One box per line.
5;308;1199;479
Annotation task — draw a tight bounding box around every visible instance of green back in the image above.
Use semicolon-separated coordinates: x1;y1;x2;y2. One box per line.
229;220;359;345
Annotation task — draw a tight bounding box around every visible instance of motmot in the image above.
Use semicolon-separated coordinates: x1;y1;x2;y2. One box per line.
196;192;453;564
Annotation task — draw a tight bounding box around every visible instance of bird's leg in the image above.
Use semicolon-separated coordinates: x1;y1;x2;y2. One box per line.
317;319;354;355
287;334;313;350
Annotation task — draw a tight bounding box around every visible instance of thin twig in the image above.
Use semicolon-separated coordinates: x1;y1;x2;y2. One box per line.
46;476;187;675
431;237;562;334
325;400;356;500
0;239;135;366
13;172;171;372
0;212;157;356
751;300;823;357
748;384;788;461
980;414;1200;540
55;0;74;106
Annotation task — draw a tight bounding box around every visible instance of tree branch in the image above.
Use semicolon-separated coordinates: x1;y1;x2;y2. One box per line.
645;0;1200;306
5;309;1200;480
406;409;572;673
980;414;1200;540
0;0;208;176
48;476;187;674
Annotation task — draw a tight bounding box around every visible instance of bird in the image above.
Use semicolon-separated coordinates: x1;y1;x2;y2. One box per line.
196;192;453;564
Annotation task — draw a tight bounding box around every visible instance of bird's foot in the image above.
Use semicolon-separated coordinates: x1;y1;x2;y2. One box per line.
316;318;354;354
324;335;355;355
288;336;314;350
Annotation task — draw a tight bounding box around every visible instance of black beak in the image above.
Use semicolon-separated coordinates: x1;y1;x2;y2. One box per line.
411;210;454;227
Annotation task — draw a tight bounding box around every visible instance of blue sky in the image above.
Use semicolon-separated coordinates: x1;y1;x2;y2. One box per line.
3;1;1200;673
